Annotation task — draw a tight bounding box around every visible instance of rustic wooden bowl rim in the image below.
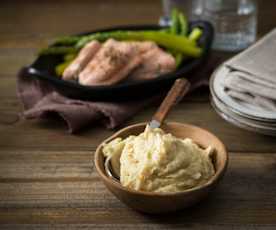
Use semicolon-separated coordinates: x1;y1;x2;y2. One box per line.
95;122;228;197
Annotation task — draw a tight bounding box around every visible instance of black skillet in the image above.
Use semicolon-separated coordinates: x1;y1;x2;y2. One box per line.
22;21;213;101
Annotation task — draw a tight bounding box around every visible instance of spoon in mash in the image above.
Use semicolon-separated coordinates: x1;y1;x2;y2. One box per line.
105;78;191;181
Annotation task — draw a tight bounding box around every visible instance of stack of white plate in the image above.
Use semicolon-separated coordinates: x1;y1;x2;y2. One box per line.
210;64;276;136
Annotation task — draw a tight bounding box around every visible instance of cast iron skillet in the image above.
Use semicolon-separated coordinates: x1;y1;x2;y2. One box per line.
23;21;213;101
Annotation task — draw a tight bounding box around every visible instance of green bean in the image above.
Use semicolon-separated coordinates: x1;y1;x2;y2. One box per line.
75;31;201;57
170;8;180;34
188;27;203;41
55;60;72;76
52;36;81;46
178;13;188;36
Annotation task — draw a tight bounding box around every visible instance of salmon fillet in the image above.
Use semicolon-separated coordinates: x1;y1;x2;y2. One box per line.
126;46;176;82
62;40;101;80
129;41;157;53
79;39;145;86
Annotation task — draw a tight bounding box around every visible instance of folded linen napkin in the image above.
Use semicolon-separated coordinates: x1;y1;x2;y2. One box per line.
17;57;220;133
222;28;276;111
223;71;276;110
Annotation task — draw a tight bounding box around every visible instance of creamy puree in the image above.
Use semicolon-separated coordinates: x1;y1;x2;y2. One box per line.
103;125;215;193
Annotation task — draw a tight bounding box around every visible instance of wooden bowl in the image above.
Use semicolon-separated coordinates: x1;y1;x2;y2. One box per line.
94;122;228;214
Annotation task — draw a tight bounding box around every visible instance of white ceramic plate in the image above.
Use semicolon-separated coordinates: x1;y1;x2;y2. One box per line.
211;97;276;136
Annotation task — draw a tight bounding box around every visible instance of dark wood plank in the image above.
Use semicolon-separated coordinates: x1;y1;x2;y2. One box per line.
0;34;53;49
0;0;161;36
0;151;276;225
0;48;36;77
0;196;276;225
1;101;276;152
1;224;276;230
0;0;275;37
1;0;276;228
0;151;93;180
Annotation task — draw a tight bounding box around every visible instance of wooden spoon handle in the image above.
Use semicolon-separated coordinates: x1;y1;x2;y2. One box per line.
152;78;190;125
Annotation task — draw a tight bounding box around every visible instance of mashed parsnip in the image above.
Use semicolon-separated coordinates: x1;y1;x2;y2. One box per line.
103;125;215;193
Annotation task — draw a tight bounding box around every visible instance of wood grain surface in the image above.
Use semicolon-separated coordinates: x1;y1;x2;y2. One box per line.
1;0;276;229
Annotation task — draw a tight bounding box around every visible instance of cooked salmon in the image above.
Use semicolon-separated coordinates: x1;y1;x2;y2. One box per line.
130;41;157;53
79;39;144;86
126;46;176;81
62;40;101;80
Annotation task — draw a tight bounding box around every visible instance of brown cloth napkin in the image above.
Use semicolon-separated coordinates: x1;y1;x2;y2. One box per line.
17;57;220;134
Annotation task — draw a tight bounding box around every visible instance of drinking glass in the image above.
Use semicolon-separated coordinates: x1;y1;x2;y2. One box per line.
160;0;258;51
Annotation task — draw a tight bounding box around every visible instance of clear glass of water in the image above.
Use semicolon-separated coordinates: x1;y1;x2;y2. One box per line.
160;0;257;52
195;0;258;51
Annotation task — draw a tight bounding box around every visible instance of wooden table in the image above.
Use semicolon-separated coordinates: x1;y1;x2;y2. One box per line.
1;0;276;229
